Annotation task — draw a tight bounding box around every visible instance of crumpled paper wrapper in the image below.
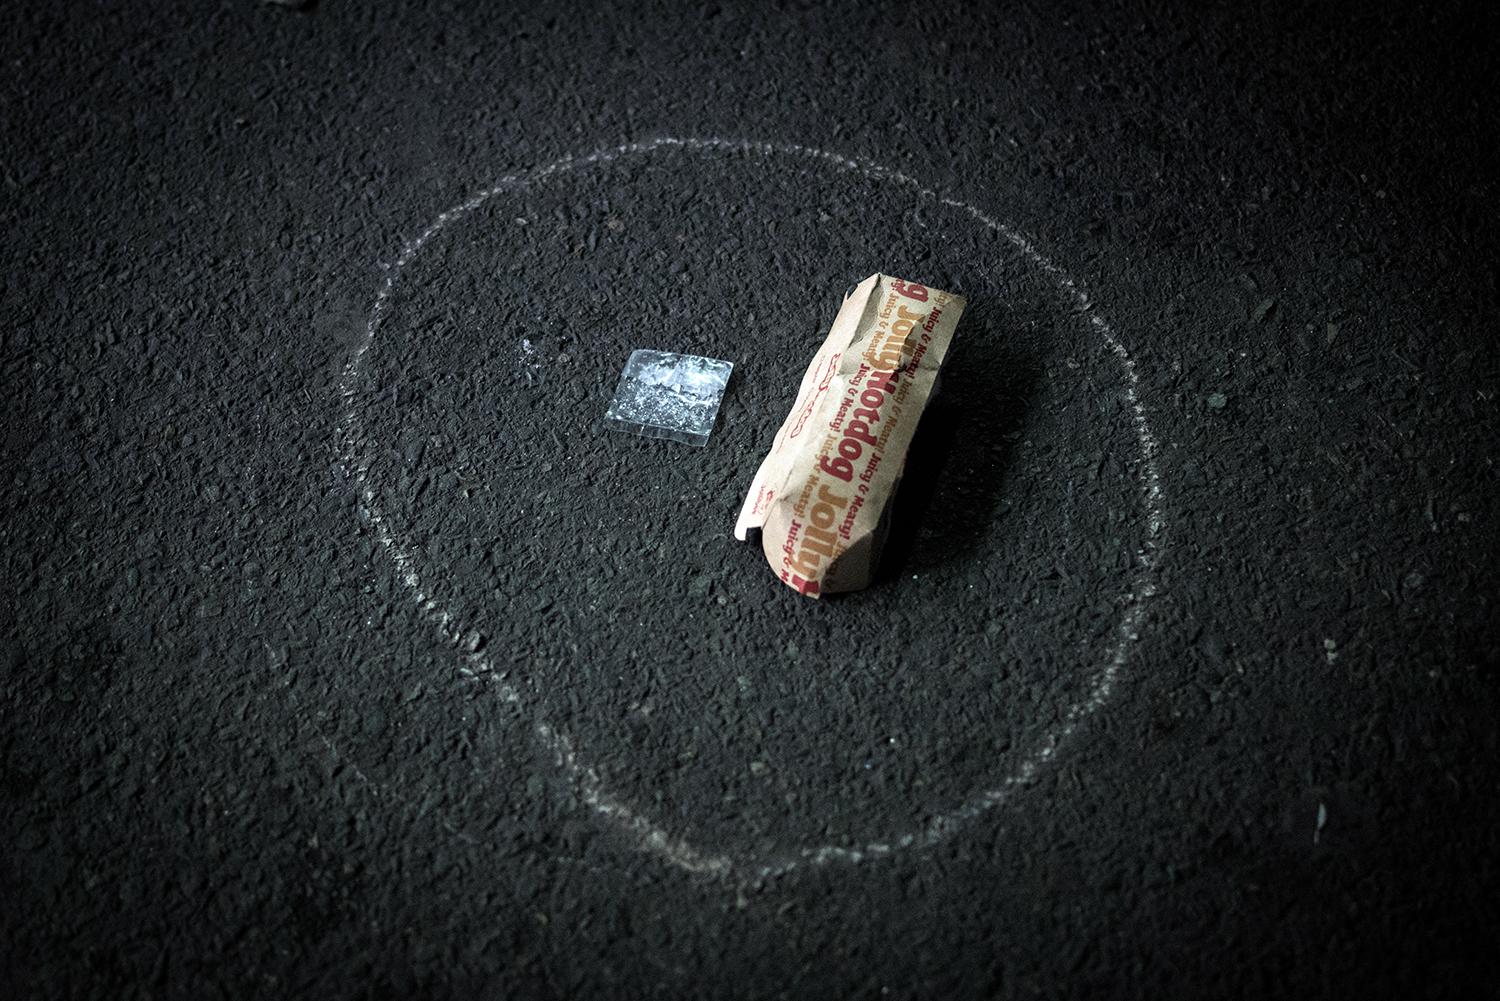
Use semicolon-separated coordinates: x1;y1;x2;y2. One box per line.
735;273;966;597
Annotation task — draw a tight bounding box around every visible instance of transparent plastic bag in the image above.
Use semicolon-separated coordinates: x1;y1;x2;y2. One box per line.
603;349;733;446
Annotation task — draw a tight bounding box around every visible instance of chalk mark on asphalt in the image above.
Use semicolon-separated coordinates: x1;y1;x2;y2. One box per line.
335;136;1168;881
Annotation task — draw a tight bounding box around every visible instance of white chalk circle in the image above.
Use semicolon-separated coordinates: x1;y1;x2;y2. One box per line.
336;137;1167;881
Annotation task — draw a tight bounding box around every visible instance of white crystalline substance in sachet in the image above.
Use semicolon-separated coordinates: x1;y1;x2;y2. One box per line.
603;349;733;446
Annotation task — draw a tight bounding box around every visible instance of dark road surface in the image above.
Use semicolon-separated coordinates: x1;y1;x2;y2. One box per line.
4;2;1498;998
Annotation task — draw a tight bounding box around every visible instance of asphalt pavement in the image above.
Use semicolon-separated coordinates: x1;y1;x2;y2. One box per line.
3;2;1497;998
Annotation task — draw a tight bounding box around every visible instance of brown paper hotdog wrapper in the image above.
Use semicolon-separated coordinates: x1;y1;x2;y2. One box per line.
734;273;965;597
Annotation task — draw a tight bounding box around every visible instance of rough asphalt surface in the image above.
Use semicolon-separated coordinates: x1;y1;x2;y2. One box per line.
4;2;1497;997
